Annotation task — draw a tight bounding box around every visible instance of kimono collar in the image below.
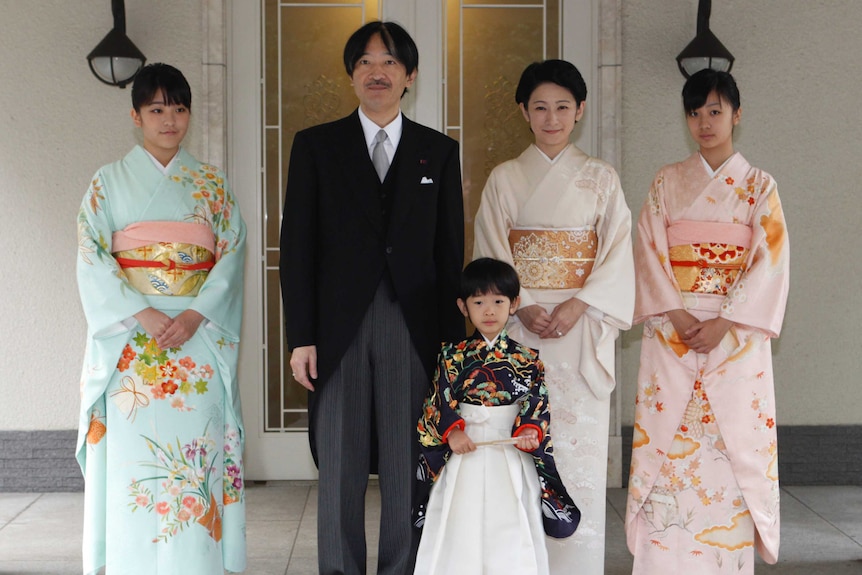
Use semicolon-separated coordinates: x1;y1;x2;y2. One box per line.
141;146;179;174
533;143;571;165
698;151;736;178
471;328;511;352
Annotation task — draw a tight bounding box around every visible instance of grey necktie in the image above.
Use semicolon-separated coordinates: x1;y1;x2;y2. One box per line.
372;129;390;182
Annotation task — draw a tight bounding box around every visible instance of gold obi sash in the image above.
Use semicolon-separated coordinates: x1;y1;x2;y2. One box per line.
112;221;216;296
508;227;597;289
667;220;751;296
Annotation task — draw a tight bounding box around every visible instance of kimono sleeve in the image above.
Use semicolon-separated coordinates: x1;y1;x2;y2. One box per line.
418;345;465;449
514;356;581;538
633;170;687;324
512;358;548;445
473;166;537;308
416;344;461;520
187;173;246;342
573;166;635;330
720;174;789;336
76;170;150;338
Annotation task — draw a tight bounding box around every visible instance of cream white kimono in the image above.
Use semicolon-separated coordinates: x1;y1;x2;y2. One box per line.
474;144;635;575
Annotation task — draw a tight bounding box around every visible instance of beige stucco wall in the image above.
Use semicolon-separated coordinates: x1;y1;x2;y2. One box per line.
618;0;862;426
0;0;859;433
0;0;203;429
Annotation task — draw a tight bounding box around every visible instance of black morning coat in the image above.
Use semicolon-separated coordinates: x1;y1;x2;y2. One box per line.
280;109;466;466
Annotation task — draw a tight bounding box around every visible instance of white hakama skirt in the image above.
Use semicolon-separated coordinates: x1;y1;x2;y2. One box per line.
414;403;549;575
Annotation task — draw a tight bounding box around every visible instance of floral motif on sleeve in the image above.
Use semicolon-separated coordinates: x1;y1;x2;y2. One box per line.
174;163;240;259
223;423;244;505
77;177;115;269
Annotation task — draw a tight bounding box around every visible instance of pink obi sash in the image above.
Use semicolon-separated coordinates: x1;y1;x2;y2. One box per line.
112;221;215;296
667;220;751;295
508;227;597;289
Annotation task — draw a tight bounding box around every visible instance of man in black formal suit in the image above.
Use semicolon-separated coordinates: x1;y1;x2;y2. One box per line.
279;21;465;575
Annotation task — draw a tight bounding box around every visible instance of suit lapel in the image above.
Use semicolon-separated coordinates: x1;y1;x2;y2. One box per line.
388;117;424;239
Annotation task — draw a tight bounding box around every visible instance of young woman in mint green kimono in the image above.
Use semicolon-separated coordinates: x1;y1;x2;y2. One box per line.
76;63;246;574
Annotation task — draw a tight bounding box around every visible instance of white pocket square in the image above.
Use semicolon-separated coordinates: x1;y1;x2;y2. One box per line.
420;176;434;184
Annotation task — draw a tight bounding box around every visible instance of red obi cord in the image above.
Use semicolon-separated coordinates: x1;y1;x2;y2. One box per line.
669;260;742;270
115;257;215;271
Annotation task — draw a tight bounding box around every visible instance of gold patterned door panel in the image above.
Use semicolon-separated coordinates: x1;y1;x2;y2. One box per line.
262;0;380;433
446;0;560;260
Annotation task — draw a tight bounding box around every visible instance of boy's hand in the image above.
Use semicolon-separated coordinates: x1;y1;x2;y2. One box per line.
514;428;540;452
447;429;476;454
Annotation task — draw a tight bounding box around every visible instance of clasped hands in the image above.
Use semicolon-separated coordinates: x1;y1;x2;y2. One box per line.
516;297;588;339
447;427;539;454
134;307;204;350
666;309;733;354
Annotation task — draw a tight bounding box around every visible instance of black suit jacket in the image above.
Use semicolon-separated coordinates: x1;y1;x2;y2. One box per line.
280;110;465;389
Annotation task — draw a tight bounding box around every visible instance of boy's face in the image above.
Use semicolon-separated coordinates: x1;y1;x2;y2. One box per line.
457;291;520;341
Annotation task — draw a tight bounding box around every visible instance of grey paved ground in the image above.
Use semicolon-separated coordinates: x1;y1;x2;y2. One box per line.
1;484;859;574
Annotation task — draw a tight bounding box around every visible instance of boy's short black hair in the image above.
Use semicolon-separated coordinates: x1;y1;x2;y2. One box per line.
459;258;520;301
343;20;419;77
682;68;740;114
515;59;587;107
131;63;192;112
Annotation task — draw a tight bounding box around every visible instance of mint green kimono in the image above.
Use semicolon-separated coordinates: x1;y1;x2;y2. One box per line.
76;146;246;574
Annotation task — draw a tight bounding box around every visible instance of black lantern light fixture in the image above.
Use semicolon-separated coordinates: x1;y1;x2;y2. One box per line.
676;0;735;78
86;0;146;88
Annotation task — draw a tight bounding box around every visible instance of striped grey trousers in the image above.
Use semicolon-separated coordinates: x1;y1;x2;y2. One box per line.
314;282;428;575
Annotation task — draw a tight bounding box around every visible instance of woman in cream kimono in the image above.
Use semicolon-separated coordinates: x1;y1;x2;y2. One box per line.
76;64;246;574
474;59;635;575
625;69;789;574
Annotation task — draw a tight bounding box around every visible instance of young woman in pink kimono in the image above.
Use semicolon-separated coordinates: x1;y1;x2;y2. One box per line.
76;64;246;574
473;60;635;575
625;69;789;574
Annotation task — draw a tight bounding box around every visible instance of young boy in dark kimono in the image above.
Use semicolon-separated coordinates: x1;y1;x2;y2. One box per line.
413;258;579;575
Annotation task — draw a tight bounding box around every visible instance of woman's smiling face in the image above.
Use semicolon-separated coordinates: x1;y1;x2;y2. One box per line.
520;82;585;160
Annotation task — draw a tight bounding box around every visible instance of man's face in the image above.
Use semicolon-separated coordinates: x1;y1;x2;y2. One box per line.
350;33;416;123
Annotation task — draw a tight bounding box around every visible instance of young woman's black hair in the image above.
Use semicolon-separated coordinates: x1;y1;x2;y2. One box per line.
131;63;192;112
682;68;740;114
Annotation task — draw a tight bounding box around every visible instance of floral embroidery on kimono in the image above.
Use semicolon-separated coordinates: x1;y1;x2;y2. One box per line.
473;144;635;575
625;152;789;574
76;146;247;575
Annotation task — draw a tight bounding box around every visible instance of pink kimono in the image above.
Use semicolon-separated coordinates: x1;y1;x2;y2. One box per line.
625;152;789;574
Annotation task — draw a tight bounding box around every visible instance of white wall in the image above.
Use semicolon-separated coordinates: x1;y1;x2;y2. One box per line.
618;0;862;426
0;0;203;429
1;0;859;432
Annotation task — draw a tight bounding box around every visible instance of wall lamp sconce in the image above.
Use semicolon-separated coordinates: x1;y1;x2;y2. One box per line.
86;0;146;88
676;0;735;78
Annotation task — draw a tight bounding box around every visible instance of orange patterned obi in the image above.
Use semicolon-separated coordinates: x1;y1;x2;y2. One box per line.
112;222;215;296
667;220;751;296
508;227;597;289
